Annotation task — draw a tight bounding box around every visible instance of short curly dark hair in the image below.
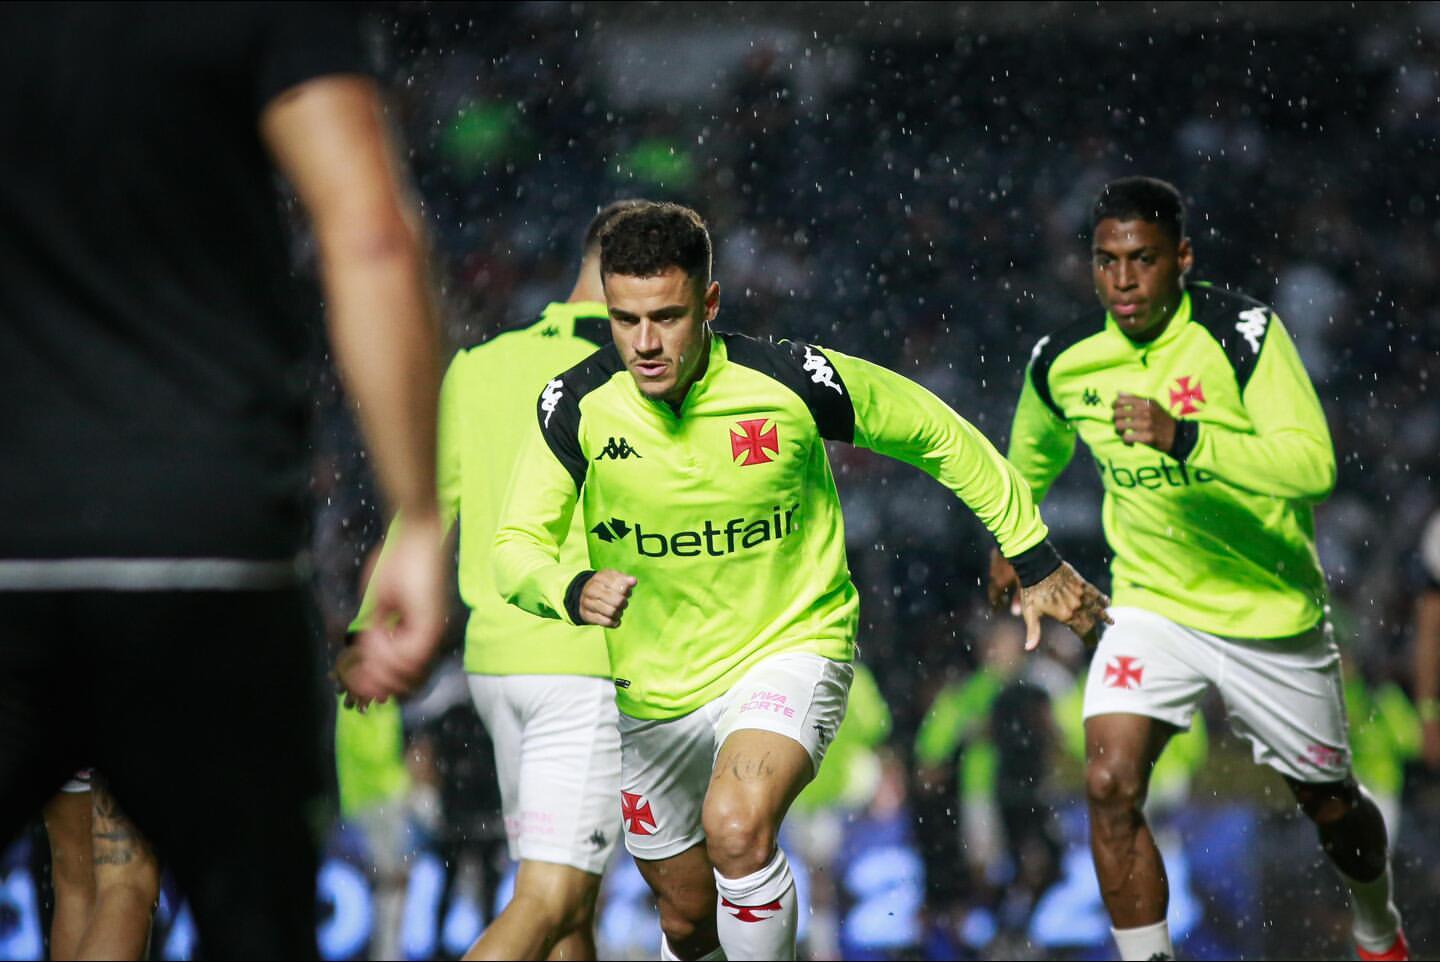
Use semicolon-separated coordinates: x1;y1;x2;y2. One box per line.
599;202;712;288
1093;176;1186;246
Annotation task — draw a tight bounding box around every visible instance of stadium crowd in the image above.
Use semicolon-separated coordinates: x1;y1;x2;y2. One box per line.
297;5;1440;960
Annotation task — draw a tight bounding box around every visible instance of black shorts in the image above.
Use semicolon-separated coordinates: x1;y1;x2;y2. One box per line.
0;587;327;960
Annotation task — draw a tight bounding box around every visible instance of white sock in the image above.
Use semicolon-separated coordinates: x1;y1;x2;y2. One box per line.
1112;920;1174;961
660;934;725;961
713;848;797;961
1341;864;1402;952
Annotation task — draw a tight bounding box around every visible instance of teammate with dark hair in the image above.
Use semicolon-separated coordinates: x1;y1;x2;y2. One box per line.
495;201;1110;961
992;176;1409;962
0;5;447;957
356;200;648;962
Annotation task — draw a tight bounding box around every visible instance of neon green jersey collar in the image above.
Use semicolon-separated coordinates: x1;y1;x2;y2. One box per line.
1105;290;1192;351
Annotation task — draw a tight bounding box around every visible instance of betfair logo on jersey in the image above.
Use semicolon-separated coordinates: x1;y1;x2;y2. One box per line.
594;437;642;460
590;505;799;557
1098;458;1215;490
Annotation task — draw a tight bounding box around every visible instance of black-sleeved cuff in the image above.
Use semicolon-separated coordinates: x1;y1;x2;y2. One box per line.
1169;420;1199;463
1009;540;1063;587
563;570;597;625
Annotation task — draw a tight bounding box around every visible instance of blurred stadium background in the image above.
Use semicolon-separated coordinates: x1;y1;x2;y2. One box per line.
4;2;1439;959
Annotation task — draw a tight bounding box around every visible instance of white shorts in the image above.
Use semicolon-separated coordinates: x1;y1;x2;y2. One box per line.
618;651;853;861
1083;606;1351;783
468;673;621;874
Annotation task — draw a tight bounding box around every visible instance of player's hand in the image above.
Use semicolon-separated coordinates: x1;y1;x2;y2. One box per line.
1113;392;1177;453
334;650;375;712
987;548;1022;616
340;512;449;702
1020;561;1112;650
579;569;637;628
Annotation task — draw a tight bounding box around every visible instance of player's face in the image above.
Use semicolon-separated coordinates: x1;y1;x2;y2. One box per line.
1092;218;1193;342
605;266;719;405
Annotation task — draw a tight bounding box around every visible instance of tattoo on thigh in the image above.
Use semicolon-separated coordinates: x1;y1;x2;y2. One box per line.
714;751;776;783
91;785;154;868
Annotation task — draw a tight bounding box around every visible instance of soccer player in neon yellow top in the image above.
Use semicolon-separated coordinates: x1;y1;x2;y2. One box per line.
992;177;1408;962
495;202;1110;962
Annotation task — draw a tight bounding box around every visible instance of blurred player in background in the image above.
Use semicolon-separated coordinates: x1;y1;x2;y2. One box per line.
495;202;1110;961
0;5;446;957
992;176;1408;962
353;201;645;961
42;773;159;960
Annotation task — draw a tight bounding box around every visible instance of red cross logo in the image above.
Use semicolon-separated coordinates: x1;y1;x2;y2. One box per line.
1168;376;1206;415
731;419;780;466
1103;656;1144;690
620;790;657;836
721;897;784;922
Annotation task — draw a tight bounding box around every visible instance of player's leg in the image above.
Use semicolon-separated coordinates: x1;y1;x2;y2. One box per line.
76;778;159;960
1220;623;1406;960
1082;607;1212;961
619;705;723;959
465;674;620;961
87;588;325;960
703;652;852;962
703;728;810;961
42;782;96;962
1084;715;1176;925
635;842;722;961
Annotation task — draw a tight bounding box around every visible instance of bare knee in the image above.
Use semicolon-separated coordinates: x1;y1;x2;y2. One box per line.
1289;777;1360;827
1085;759;1148;828
702;799;775;878
510;867;601;937
657;894;717;958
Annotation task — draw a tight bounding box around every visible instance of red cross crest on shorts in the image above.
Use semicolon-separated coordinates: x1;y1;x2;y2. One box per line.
1103;655;1144;690
620;790;657;836
1168;376;1206;415
721;897;784;922
731;418;780;466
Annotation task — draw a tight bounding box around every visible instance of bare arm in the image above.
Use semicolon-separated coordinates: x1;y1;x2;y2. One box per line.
1414;591;1440;769
261;76;446;699
260;75;440;520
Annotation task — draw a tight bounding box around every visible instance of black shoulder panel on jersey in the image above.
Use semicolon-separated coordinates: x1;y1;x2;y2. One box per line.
1028;317;1103;420
1187;282;1274;390
723;332;856;443
572;314;611;347
537;345;624;490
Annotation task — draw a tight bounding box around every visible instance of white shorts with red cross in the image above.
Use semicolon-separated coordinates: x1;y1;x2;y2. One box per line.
1083;605;1352;783
616;651;853;861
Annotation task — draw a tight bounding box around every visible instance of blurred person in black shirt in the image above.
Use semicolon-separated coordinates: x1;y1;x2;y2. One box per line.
0;4;448;957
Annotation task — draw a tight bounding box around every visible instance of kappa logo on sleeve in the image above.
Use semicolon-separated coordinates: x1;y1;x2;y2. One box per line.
540;378;565;428
1235;307;1269;353
802;346;843;394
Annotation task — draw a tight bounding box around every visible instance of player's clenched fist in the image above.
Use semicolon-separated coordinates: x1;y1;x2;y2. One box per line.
579;569;638;628
1113;391;1177;453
